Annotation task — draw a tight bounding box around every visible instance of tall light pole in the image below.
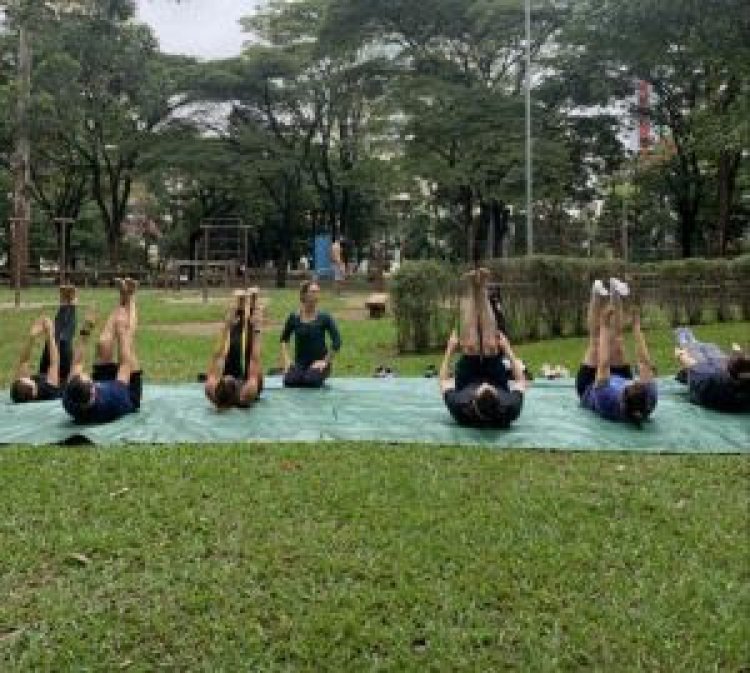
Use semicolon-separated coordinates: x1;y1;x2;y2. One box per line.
524;0;533;256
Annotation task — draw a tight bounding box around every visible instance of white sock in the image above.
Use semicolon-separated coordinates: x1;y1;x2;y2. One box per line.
591;279;609;297
609;277;630;297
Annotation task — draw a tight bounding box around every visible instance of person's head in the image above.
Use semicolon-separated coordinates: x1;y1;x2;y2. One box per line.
214;375;240;410
63;374;95;414
473;383;500;420
727;353;750;386
10;377;37;403
300;280;320;309
472;383;517;427
621;381;652;426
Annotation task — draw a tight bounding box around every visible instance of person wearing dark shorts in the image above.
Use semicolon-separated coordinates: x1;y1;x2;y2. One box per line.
576;278;657;424
673;328;750;413
280;280;341;388
62;278;142;424
205;289;264;410
10;285;77;403
439;268;527;428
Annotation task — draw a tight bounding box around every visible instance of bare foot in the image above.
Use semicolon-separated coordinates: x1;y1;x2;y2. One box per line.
83;310;97;330
59;284;77;305
478;267;491;284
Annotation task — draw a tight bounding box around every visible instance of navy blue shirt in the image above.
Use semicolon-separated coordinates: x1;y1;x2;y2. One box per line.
688;363;750;413
63;380;136;424
281;312;342;368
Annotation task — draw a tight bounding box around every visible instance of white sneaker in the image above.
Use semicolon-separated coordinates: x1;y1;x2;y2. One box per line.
591;279;609;297
609;277;630;297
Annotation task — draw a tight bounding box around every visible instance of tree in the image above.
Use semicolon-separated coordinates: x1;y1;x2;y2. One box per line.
567;0;750;257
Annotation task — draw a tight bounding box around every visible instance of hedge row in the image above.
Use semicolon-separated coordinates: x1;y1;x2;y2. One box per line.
392;255;750;352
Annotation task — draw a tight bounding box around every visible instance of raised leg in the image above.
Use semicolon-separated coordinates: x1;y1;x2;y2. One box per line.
583;281;608;366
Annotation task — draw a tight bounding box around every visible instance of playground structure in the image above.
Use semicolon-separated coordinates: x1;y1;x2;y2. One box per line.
194;220;253;303
3;217;77;305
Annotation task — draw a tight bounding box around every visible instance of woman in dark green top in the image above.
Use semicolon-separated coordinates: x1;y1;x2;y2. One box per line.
280;280;342;388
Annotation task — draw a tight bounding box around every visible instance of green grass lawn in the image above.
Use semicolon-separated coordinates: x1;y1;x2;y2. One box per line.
1;444;748;671
1;286;748;669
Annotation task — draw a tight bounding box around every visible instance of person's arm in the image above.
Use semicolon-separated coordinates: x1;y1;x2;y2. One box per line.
69;313;95;378
633;311;656;383
497;332;528;393
43;317;61;388
439;329;460;394
206;308;233;390
324;314;342;365
280;314;295;373
595;306;613;385
13;319;43;379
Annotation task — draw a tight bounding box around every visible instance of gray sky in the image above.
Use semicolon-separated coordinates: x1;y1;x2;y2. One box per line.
135;0;258;59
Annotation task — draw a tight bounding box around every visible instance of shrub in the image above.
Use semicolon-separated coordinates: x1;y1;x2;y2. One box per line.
391;261;460;352
393;256;749;350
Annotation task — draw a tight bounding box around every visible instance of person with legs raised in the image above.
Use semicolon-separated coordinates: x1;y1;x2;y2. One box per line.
575;278;657;425
205;289;264;410
10;284;78;403
673;329;750;413
440;268;528;428
62;278;143;424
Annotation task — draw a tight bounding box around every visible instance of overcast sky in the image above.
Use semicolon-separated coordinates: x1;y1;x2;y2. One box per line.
135;0;258;59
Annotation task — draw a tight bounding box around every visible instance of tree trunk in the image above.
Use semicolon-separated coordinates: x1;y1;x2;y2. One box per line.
462;187;475;264
106;225;120;268
716;149;740;257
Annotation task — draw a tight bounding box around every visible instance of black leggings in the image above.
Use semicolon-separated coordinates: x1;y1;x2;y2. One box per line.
283;363;330;388
39;305;76;381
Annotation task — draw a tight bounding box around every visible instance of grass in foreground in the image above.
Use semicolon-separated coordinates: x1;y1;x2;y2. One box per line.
0;444;748;671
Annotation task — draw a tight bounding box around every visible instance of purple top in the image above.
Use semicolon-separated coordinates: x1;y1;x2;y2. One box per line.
582;375;657;422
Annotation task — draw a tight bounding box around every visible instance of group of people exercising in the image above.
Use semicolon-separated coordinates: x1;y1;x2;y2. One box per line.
8;273;750;426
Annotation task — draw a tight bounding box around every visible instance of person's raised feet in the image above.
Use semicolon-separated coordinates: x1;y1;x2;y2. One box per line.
59;284;77;305
123;278;138;296
462;269;479;285
81;310;97;334
478;267;491;284
246;287;260;312
591;279;609;297
609;277;630;298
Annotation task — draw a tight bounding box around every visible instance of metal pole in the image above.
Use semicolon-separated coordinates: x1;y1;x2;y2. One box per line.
525;0;533;256
243;227;249;289
202;228;209;304
622;195;628;262
60;220;67;284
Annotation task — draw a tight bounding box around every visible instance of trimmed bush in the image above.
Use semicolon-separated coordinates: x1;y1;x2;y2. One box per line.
393;256;749;351
391;261;461;352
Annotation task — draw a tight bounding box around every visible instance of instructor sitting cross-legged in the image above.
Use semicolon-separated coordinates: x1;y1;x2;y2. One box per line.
280;280;341;388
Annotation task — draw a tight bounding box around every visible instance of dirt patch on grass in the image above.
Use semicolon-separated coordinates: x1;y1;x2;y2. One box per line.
148;318;281;337
147;306;379;336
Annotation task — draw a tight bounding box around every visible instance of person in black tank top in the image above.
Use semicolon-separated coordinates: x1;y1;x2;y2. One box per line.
439;269;527;428
280;280;341;388
10;285;77;403
205;289;264;411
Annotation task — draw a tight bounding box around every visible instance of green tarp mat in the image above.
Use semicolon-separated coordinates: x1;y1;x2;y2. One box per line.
1;378;748;452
